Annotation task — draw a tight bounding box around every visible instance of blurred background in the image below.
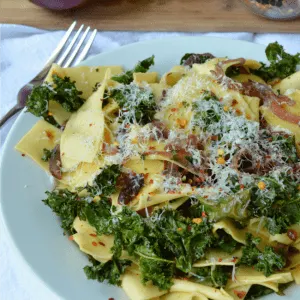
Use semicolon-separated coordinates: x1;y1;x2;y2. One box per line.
0;0;299;33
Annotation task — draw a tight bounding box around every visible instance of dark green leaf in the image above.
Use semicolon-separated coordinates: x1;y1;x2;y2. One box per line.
42;189;88;235
26;74;84;123
86;165;121;197
245;284;274;300
41;148;53;162
110;85;156;125
249;172;300;235
192;266;229;287
180;53;214;66
240;234;285;276
255;42;300;82
84;256;131;286
111;56;155;84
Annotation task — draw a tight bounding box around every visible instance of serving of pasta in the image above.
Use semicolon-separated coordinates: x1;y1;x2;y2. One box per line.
15;42;300;300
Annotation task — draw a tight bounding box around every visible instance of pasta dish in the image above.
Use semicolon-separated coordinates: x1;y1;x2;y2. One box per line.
15;42;300;300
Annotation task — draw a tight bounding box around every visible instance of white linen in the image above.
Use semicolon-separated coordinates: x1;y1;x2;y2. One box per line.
1;24;300;300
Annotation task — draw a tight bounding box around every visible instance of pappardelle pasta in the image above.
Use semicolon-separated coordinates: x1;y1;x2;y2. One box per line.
16;42;300;300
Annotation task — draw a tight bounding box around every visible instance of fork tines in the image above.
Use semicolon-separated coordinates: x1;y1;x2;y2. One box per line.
56;21;97;68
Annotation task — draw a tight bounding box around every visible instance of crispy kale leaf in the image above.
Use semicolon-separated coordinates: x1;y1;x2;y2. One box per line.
192;266;229;287
84;256;131;286
26;74;84;123
214;230;239;254
255;42;300;81
51;74;84;111
240;234;285;276
180;53;215;66
249;173;300;235
43;187;215;290
149;209;214;273
26;85;54;118
111;56;155;84
86;165;121;197
41;148;53;162
42;190;88;235
135;241;174;290
110;85;157;125
245;285;274;300
269;134;299;164
189;190;250;222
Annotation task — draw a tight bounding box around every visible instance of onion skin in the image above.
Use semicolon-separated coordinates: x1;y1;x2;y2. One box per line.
30;0;87;10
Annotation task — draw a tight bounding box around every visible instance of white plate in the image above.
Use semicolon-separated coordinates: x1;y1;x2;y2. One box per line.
0;36;297;300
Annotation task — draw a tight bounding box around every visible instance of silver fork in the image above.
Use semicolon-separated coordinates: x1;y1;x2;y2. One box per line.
0;21;97;127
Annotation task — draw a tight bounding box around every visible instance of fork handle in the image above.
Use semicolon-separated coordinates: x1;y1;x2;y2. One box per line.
0;105;23;127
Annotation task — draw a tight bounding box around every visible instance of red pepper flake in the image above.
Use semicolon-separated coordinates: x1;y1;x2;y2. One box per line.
218;258;223;262
144;173;149;180
168;190;176;194
233;290;246;299
45;130;54;141
182;277;188;280
89;233;97;237
125;124;130;128
231;257;238;263
68;235;74;241
149;179;154;184
92;241;98;247
201;211;207;218
108;298;114;300
232;99;238;106
149;146;156;150
171;108;178;112
287;229;298;241
211;135;218;141
99;242;105;246
204;195;208;199
235;109;242;116
240;184;245;189
21;153;25;157
265;155;271;159
89;123;93;127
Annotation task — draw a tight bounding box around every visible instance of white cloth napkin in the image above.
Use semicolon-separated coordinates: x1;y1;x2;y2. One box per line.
1;24;300;300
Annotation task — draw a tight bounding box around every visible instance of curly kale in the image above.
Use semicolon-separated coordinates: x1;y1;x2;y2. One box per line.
135;241;175;290
41;148;53;162
26;74;84;124
111;56;155;84
110;85;156;125
245;285;274;300
42;189;88;235
180;53;215;66
84;256;131;286
249;173;300;235
86;164;121;197
51;74;84;111
43;187;215;290
240;234;285;276
255;42;300;82
192;266;229;287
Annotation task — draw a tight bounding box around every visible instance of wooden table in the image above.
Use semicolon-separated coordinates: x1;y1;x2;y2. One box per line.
0;0;299;32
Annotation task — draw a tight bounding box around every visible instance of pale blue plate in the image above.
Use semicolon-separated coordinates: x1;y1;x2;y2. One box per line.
0;36;297;300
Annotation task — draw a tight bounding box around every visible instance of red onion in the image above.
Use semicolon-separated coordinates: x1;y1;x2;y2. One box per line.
30;0;86;10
